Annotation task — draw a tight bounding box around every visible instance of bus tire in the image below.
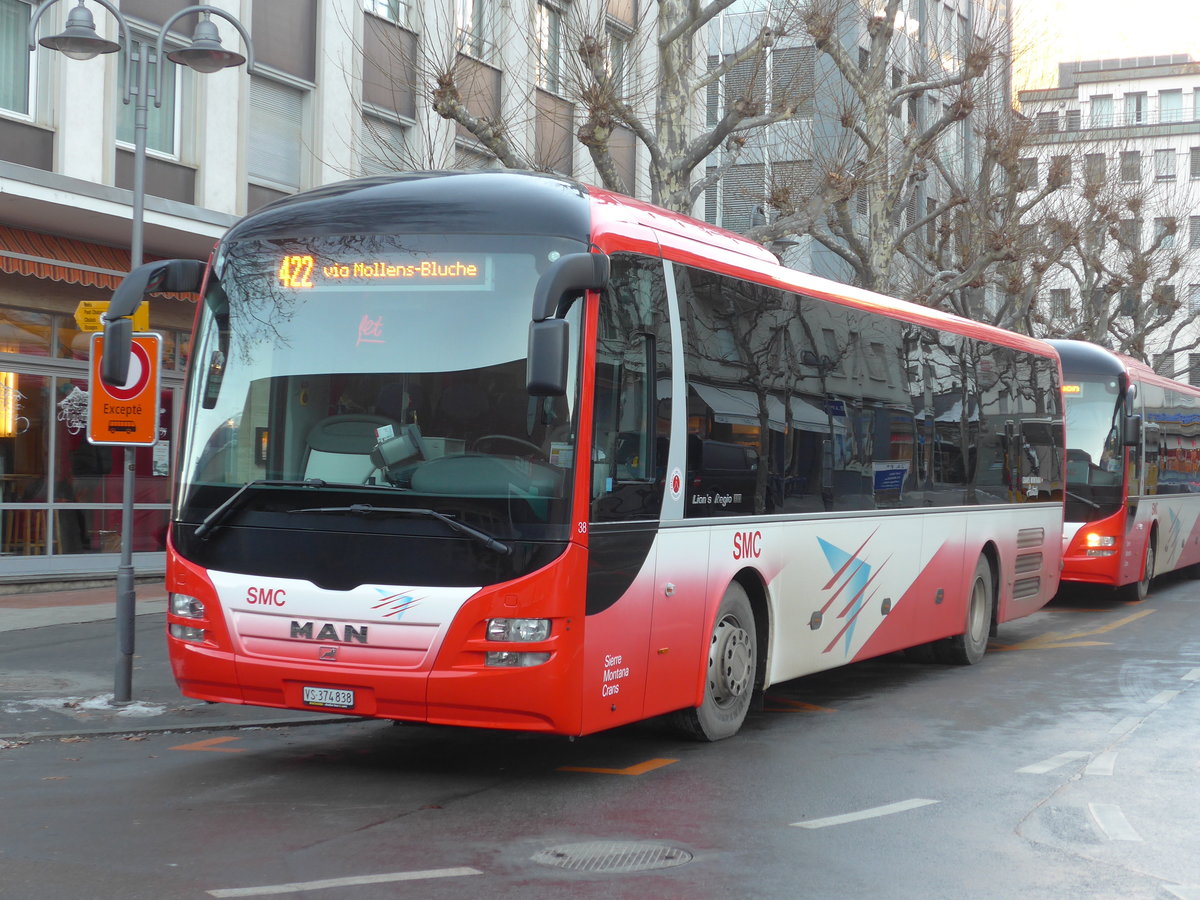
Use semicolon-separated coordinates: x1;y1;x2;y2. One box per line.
1120;534;1155;602
672;581;757;741
937;555;993;666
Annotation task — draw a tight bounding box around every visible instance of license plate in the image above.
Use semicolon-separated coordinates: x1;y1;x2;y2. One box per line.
302;686;355;709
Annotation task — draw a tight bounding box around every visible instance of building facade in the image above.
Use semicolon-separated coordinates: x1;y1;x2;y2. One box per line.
1;0;1011;583
1;0;640;583
1018;56;1200;376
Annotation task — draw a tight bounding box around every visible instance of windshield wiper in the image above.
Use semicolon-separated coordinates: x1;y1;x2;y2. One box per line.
194;479;327;540
288;504;512;555
1065;490;1101;509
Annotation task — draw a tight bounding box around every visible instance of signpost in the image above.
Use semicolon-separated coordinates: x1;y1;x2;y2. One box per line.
88;331;161;703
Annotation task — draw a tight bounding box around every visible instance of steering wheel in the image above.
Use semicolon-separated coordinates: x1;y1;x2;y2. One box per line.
473;434;549;460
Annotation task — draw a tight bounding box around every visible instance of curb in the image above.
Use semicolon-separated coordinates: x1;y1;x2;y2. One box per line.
1;714;352;743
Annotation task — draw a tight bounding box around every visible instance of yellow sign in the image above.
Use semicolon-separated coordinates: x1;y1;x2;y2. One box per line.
75;300;150;333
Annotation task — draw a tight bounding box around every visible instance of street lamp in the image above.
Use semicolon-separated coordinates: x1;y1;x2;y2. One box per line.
28;1;254;703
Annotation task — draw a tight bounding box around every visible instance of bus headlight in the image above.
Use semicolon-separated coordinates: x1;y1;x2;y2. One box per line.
169;623;206;642
1085;534;1117;557
487;618;551;642
170;593;206;618
486;651;551;667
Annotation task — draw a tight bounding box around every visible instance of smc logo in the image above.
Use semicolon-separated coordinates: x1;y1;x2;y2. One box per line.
246;587;287;606
732;530;762;560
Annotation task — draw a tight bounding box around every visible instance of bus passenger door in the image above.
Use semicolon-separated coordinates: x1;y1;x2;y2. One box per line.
582;255;674;732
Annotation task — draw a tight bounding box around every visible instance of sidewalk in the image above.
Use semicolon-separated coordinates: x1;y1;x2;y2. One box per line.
0;582;344;742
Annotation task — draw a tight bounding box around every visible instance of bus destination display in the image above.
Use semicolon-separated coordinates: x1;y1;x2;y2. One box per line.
279;254;485;289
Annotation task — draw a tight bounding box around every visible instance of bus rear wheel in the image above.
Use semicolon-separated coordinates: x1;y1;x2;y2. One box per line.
937;555;993;666
672;581;757;741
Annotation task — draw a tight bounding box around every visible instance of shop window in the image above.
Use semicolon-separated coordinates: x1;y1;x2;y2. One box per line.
0;307;52;356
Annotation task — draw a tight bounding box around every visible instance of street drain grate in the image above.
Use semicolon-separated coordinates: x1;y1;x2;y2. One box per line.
532;840;692;873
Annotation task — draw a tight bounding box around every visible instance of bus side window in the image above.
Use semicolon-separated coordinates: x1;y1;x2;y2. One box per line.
590;255;670;522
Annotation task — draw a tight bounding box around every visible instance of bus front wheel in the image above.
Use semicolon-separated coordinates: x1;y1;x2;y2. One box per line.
937;555;994;666
1120;535;1155;602
672;581;757;741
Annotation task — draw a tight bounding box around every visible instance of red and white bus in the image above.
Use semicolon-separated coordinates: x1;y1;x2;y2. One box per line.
1049;339;1200;601
104;171;1066;740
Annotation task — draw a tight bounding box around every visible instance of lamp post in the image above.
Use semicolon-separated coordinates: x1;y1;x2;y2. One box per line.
28;1;253;703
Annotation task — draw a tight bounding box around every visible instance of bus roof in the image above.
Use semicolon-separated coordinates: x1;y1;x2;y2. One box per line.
1050;338;1200;398
228;169;1057;361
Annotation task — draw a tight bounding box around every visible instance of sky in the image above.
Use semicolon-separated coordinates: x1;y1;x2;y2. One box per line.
1012;0;1200;90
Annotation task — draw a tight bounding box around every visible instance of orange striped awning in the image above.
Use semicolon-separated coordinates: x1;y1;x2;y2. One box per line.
0;224;199;300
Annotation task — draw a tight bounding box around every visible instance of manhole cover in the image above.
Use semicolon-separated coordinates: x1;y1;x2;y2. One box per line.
532;840;692;873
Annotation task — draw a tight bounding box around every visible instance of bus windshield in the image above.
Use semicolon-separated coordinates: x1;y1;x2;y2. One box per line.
176;232;585;543
1062;377;1124;521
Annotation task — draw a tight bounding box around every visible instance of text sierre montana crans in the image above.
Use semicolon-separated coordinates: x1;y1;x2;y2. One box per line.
602;653;629;697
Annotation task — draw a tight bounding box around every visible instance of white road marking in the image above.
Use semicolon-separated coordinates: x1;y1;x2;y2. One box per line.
207;867;483;897
1084;750;1118;776
1164;885;1200;899
1182;669;1200;682
1015;751;1089;775
1109;716;1141;735
1088;803;1143;842
1150;690;1181;706
791;798;938;829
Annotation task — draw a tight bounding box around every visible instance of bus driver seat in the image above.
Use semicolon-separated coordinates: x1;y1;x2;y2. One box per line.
303;414;397;483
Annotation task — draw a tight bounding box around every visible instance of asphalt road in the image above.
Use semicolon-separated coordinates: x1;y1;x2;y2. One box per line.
3;574;1200;899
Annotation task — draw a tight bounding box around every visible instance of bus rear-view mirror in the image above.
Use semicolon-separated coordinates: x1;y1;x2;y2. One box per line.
101;259;206;386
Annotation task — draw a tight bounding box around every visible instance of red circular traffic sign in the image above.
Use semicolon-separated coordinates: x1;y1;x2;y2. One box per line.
106;339;153;401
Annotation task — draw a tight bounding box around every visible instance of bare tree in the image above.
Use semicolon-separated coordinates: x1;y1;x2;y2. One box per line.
1009;138;1200;362
741;0;1018;298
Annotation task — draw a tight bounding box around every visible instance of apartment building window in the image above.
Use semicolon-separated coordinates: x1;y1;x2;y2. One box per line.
1190;354;1200;387
1035;111;1058;133
1154;148;1176;181
1154;353;1174;377
536;0;564;93
1153;284;1176;314
1017;157;1037;190
359;114;407;175
1084;152;1105;186
117;38;181;156
364;0;407;23
1124;92;1147;125
1050;288;1070;318
606;26;630;95
456;0;495;61
1190;215;1200;250
1160;89;1183;123
1051;155;1071;184
1065;109;1081;131
1154;217;1176;248
1119;150;1141;183
0;0;32;116
1191;146;1200;180
1090;94;1113;127
248;76;306;193
1118;219;1142;249
1120;285;1141;316
1190;284;1200;315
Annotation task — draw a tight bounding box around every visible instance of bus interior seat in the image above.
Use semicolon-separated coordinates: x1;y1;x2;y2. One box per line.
303;414;398;483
